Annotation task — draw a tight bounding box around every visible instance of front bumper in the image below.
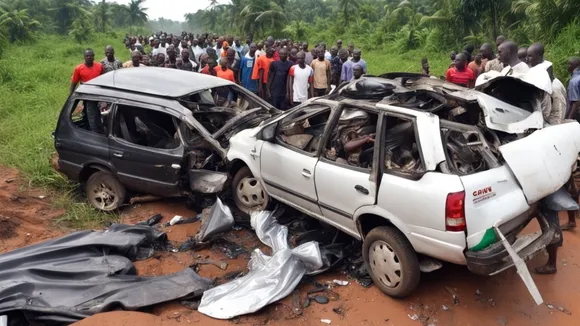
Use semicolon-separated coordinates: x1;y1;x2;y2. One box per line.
465;212;555;276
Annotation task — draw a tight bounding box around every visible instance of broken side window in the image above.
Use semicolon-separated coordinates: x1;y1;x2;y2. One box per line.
277;105;331;153
324;107;378;169
69;99;113;135
113;104;180;150
179;85;263;113
383;116;426;175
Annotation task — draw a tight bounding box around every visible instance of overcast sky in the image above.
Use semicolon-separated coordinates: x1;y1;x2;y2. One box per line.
110;0;229;22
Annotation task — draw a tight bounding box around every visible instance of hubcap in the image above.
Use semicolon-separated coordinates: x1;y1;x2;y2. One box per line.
369;240;402;288
89;181;118;210
236;176;267;212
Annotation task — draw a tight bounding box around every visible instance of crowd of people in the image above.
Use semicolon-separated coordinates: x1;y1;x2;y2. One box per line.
70;32;368;110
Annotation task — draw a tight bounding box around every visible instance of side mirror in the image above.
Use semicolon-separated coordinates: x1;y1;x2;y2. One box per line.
259;123;277;142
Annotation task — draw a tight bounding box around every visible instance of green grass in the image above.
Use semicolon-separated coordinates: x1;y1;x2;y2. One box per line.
0;33;449;229
0;33;129;229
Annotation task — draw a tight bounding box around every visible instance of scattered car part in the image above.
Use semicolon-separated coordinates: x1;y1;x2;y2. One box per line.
194;258;228;270
189;170;228;194
198;210;323;319
136;213;163;226
333;280;349;286
169;215;184;226
0;224;212;324
310;295;329;304
195;198;235;243
129;195;161;205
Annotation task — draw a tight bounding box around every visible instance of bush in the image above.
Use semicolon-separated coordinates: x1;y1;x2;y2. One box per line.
548;19;580;83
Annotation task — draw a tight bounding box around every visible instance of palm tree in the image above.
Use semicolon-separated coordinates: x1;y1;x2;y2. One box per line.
0;3;40;43
93;0;111;33
240;0;288;38
126;0;148;33
50;0;92;35
338;0;361;25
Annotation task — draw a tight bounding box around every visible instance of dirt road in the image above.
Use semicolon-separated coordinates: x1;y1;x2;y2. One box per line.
1;167;578;326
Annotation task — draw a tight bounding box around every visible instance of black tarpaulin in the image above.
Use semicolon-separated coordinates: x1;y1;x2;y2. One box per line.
0;224;212;325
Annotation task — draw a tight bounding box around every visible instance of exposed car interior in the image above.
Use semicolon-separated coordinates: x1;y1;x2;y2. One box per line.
324;108;377;169
70;99;112;135
277;105;331;153
113;104;180;149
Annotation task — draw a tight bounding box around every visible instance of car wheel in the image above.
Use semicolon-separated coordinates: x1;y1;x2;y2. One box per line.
86;171;126;212
363;226;420;298
232;166;269;215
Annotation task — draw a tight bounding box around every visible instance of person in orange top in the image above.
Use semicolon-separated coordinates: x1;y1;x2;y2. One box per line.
252;46;275;99
70;48;103;95
215;56;236;83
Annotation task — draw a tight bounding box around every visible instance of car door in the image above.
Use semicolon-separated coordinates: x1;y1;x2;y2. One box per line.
55;96;114;180
315;104;382;235
108;100;185;197
260;103;333;216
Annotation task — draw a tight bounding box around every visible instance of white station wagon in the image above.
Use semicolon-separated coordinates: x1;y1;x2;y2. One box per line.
226;74;580;297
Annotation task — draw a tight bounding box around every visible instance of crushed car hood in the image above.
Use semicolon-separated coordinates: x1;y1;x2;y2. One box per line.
500;122;580;205
403;75;546;134
452;89;544;134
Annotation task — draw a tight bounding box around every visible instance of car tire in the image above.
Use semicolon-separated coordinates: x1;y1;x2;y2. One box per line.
363;226;420;298
232;166;269;216
86;171;126;212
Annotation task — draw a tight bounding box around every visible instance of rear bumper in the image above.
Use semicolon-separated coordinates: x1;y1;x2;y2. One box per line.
465;212;555;276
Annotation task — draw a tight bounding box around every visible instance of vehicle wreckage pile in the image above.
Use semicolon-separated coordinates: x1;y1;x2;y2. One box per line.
0;199;371;325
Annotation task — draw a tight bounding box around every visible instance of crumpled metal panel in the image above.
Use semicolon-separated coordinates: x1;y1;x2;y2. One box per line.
198;210;323;319
195;198;235;243
0;224;212;325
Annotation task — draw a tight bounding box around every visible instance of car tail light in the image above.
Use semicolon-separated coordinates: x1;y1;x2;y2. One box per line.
446;191;466;232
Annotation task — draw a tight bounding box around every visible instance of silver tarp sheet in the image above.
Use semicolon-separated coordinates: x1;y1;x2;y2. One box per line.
197;210;323;319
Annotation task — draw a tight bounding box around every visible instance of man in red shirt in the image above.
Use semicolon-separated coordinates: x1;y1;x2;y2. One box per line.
445;53;475;88
70;48;104;133
70;48;103;95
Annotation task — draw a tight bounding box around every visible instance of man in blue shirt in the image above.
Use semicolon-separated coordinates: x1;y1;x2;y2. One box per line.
567;56;580;122
341;49;367;82
239;43;258;94
267;48;293;110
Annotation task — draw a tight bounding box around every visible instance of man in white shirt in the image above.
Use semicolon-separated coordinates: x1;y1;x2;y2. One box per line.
288;51;314;106
151;39;166;57
190;39;205;63
498;41;530;76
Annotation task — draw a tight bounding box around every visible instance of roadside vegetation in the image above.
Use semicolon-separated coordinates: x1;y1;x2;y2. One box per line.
0;0;578;227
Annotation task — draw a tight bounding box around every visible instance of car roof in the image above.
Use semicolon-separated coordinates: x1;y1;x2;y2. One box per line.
85;67;233;97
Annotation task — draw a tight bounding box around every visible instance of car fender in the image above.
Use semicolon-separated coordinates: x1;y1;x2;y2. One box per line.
80;160;118;179
353;205;413;240
226;127;264;180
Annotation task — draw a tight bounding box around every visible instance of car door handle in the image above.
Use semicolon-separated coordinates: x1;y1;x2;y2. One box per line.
113;151;124;158
55;141;61;148
302;169;312;178
171;164;181;170
355;185;369;195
